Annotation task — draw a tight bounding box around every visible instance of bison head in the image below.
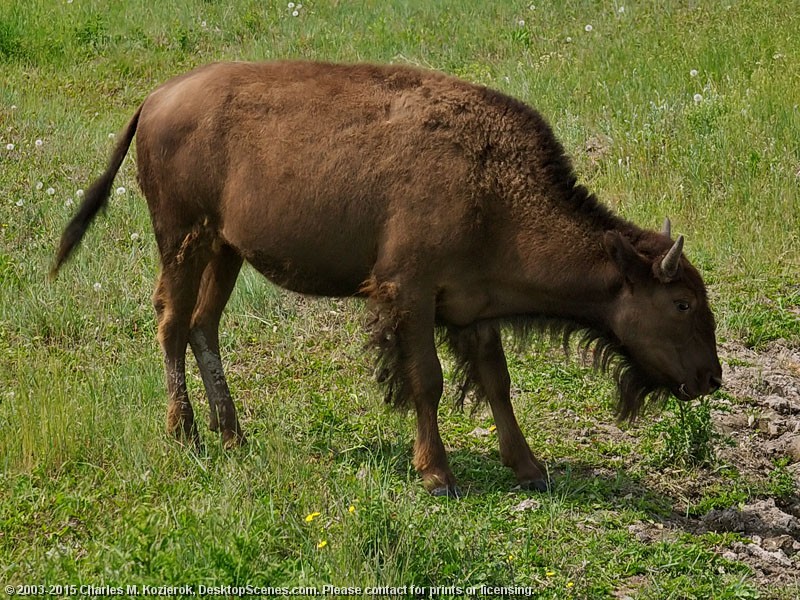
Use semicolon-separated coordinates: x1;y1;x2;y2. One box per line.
601;220;722;419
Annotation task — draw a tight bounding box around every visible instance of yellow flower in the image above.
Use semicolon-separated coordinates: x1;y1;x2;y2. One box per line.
304;511;321;523
488;424;497;432
546;571;556;577
507;554;514;561
348;505;356;514
317;540;328;549
566;582;574;588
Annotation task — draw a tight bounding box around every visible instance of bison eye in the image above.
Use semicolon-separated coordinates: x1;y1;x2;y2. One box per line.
674;300;691;312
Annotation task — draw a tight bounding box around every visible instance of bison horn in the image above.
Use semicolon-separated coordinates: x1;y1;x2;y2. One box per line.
660;234;684;279
662;217;671;238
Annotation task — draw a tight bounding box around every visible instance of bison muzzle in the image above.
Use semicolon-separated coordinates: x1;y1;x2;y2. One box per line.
53;61;722;497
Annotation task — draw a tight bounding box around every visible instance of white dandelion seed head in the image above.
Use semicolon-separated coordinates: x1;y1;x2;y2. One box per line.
566;36;573;43
693;93;703;103
585;24;593;32
618;6;625;13
115;186;126;195
130;232;140;241
15;199;23;207
108;132;116;139
10;105;16;110
5;143;14;151
288;2;295;8
292;9;299;16
46;187;55;195
518;19;525;27
76;189;84;198
93;282;102;292
35;139;43;147
529;4;536;10
36;181;44;190
65;198;74;208
201;20;207;28
690;69;698;77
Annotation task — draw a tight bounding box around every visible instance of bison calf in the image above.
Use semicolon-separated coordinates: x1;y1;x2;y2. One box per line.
54;61;721;496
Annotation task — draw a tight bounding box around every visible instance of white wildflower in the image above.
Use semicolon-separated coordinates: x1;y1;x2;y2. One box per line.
36;181;44;191
518;19;525;27
115;186;126;195
618;6;625;13
64;198;74;208
690;69;698;77
10;105;16;110
76;189;84;198
566;36;573;43
585;24;593;32
35;139;43;147
15;199;23;207
292;9;299;16
108;132;115;139
130;232;140;241
93;282;102;292
693;93;703;103
46;187;55;195
5;143;14;151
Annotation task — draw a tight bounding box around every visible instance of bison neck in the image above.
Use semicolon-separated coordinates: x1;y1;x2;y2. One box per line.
437;229;621;331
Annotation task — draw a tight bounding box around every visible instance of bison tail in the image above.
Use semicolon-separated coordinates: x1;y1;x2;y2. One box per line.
50;105;142;278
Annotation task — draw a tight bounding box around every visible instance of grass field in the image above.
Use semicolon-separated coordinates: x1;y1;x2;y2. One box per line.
1;1;799;598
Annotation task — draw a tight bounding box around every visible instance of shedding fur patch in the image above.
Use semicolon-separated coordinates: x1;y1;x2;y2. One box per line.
361;277;410;408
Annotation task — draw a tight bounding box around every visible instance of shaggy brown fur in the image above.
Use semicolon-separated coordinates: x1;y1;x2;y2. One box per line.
53;60;721;496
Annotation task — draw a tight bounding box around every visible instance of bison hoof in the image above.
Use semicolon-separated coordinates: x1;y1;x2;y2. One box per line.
514;478;551;493
430;485;463;499
222;430;247;450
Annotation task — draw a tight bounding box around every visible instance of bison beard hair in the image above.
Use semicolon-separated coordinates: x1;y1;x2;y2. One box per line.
366;307;671;422
560;323;672;422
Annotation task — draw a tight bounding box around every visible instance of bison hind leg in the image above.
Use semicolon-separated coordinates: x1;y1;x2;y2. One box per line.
153;250;207;450
188;244;245;448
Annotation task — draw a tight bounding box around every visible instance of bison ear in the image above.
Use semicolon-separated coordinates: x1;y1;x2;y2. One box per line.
603;231;650;282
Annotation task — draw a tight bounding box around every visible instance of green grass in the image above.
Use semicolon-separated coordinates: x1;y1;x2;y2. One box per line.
1;1;799;598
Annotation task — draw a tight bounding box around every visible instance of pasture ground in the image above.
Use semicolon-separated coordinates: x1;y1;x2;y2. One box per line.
1;1;799;598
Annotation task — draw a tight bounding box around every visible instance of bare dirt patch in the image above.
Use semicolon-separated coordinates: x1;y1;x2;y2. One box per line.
580;340;800;591
698;341;800;587
646;341;800;587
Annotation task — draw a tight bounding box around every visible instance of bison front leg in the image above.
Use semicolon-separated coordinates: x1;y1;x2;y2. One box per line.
367;279;459;496
403;316;459;496
448;323;550;492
